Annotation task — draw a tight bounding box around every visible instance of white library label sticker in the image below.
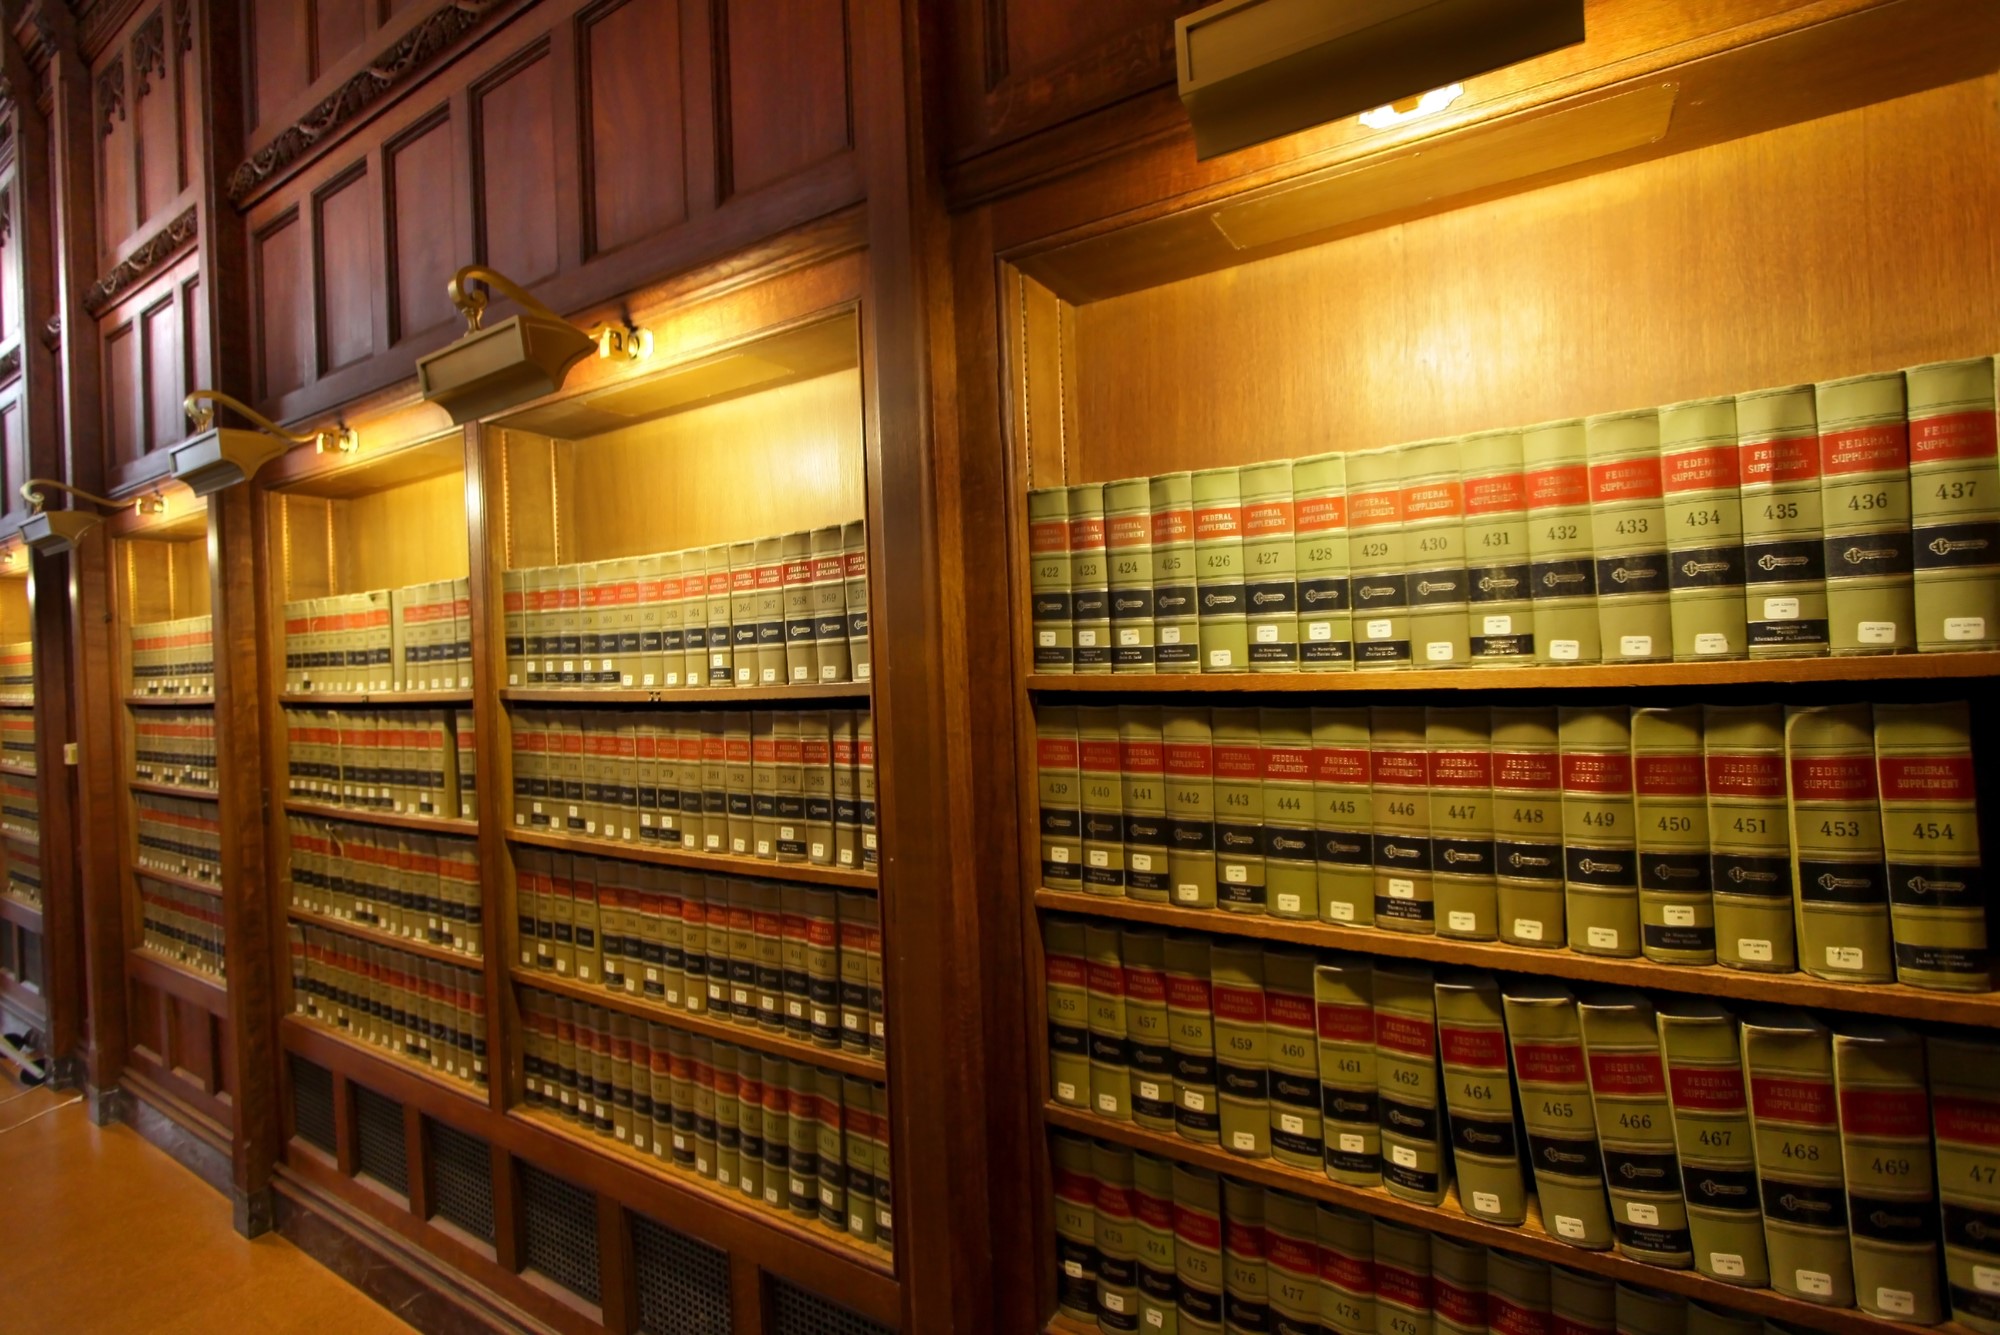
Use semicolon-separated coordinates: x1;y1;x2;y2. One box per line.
1077;629;1099;647
1391;1145;1418;1168
1308;622;1333;641
1339;1134;1366;1153
1764;596;1800;620
1737;938;1773;962
1483;615;1513;635
1088;849;1109;867
1175;884;1200;902
1857;621;1897;644
1256;625;1279;643
1103;1294;1127;1314
1513;919;1544;941
1796;1271;1833;1297
1447;911;1476;931
1160;627;1182;644
1276;893;1302;913
1426;641;1455;661
1586;926;1619;948
1365;619;1394;640
1973;1265;2000;1294
1549;639;1580;661
1388;879;1415;899
1553;1216;1586;1239
1147;1311;1164;1328
1120;629;1141;646
1619;635;1653;657
1694;632;1731;655
1471;1192;1501;1214
1209;648;1234;667
1329;902;1356;922
1224;865;1248;884
1138;1082;1160;1101
1131;853;1155;872
1232;1132;1256;1151
1097;1093;1118;1112
1946;617;1987;641
1710;1254;1745;1278
1826;945;1865;970
1280;1113;1305;1134
1875;1289;1914;1316
1663;905;1696;926
1183;1089;1209;1111
1049;847;1071;864
1626;1202;1659;1226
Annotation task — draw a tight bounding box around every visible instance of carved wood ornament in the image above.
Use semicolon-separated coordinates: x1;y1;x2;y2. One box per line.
81;204;196;314
96;55;124;137
133;13;166;99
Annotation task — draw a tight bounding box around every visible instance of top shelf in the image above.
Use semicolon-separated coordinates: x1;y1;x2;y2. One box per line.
1026;652;2000;695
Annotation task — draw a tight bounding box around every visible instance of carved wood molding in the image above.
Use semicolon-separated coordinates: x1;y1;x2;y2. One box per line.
132;11;165;100
81;204;196;314
0;347;20;385
223;0;505;206
41;316;60;353
95;54;123;137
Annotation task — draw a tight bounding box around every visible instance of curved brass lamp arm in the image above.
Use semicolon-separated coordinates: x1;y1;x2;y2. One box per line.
182;390;323;444
448;265;576;335
19;478;124;513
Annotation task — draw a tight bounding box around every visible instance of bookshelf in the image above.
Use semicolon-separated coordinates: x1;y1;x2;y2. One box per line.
0;548;43;1036
993;51;2000;1335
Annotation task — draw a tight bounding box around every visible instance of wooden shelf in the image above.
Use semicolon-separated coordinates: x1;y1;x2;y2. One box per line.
518;969;885;1082
503;682;871;706
131;862;224;896
1034;888;1999;1027
285;907;483;967
127;947;227;1017
129;778;218;800
278;690;473;708
0;763;36;779
0;895;41;932
1042;1104;1970;1335
505;827;878;890
279;1012;489;1110
282;798;478;837
1026;652;2000;695
124;693;214;707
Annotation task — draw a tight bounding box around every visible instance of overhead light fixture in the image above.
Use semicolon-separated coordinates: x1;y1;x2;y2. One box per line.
592;323;654;362
416;266;610;424
15;478;157;555
173;391;355;497
1359;83;1464;131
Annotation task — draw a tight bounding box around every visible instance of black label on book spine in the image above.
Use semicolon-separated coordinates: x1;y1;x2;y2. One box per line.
1172;821;1216;853
1199;586;1246;615
1469;562;1532;603
1711;853;1791;899
1246;579;1298;613
1849;1193;1940;1245
1642;923;1717;953
1912;520;2000;569
1669;544;1746;589
1352;574;1409;606
1382;1161;1441;1196
1497;841;1564;882
1604;1148;1683;1194
1595;552;1671;596
1886;861;1983;909
1299;576;1350;612
1529;1133;1605;1181
1434;837;1496;876
1824;532;1914;578
1375;896;1435;923
1408;567;1469;607
1564;846;1635;887
1451;1117;1519;1158
1745;537;1826;585
1759;1178;1849;1229
1154;583;1196;618
1638;852;1711;892
1796;859;1888;905
1378;1097;1439;1142
1614;1222;1694;1254
1684;1165;1759;1212
1945;1204;2000;1254
1953;1287;2000;1324
1216;823;1266;856
1377;837;1433;871
1301;640;1354;665
1894;941;1990;973
1111;589;1157;621
1318;831;1372;866
1531;557;1596;597
1324;1088;1379;1125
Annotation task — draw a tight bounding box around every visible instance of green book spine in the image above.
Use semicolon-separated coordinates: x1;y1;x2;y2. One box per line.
1656;1000;1768;1286
1311;708;1374;927
810;524;849;684
1832;1024;1941;1322
1264;948;1322;1170
1586;408;1672;663
1907;355;2000;649
1080;706;1128;897
1549;1266;1614;1335
1489;1253;1554;1335
1071;482;1113;673
1785;704;1894;982
1373;962;1446;1206
1490;708;1566;949
1124;929;1177;1133
1261;708;1317;920
1213;709;1267;913
1087;923;1131;1121
1578;993;1692;1267
1632;706;1715;964
841;519;869;685
1741;1011;1851;1305
1165;709;1218;909
1045;917;1090;1108
1816;371;1915;654
1611;1285;1684;1335
1266;1189;1324;1335
1426;707;1497;941
1095;1142;1142;1331
1107;476;1159;671
1429;1237;1487;1335
1927;1033;2000;1335
1294;451;1354;670
1121;706;1172;903
1243;459;1300;670
1369;707;1434;934
753;535;786;686
1523;419;1602;664
1462;428;1535;662
1315;1205;1377;1335
1873;700;1991;991
1347;446;1410;669
751;711;779;859
1029;487;1076;673
1434;971;1524;1223
1165;934;1220;1144
1559;707;1639;957
1152;472;1202;672
1701;705;1796;972
1133;1152;1183;1334
1503;983;1614;1249
1193;467;1248;672
1212;941;1270;1158
1313;958;1380;1187
1403;437;1472;666
1373;1219;1434;1335
1053;1130;1101;1320
728;542;759;686
724;715;753;856
1174;1163;1226;1334
780;533;815;685
1659;396;1748;660
1223;1179;1273;1335
1037;704;1083;891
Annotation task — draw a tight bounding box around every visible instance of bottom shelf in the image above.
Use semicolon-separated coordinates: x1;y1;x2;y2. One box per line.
1043;1105;1959;1335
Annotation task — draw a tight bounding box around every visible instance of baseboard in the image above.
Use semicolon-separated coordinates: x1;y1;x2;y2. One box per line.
120;1077;232;1198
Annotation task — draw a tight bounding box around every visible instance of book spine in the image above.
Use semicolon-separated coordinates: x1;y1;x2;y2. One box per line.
1313;960;1379;1187
1212;709;1266;913
1701;705;1796;972
749;539;786;687
1435;974;1523;1223
1211;941;1270;1158
1192;467;1248;672
1462;429;1535;662
1523;420;1601;664
1164;709;1217;909
1261;708;1317;920
1490;1254;1556;1335
1315;1206;1377;1335
1106;477;1158;671
1151;472;1201;672
1369;708;1434;934
1095;1142;1141;1332
1657;1005;1766;1286
1164;934;1219;1144
1078;706;1127;897
1119;706;1172;903
1053;1131;1102;1320
1123;929;1176;1134
781;532;816;684
1264;949;1323;1171
1173;1163;1226;1333
1242;460;1300;670
842;519;870;684
1833;1027;1942;1321
1928;1034;2000;1335
1132;1152;1182;1333
1294;451;1353;670
1908;356;2000;649
1490;709;1566;948
1347;447;1409;669
1087;923;1132;1120
1503;988;1614;1249
1403;438;1471;666
1223;1181;1272;1335
1265;1189;1324;1335
1372;1220;1434;1335
1426;709;1496;941
1577;997;1692;1266
1785;704;1894;982
705;547;734;684
1817;372;1915;653
1429;1237;1488;1335
1372;962;1445;1206
1069;485;1112;673
1632;707;1716;964
1559;707;1638;958
1586;409;1672;662
1873;701;1991;991
1735;385;1828;656
1310;708;1373;928
1742;1014;1852;1305
1660;397;1748;659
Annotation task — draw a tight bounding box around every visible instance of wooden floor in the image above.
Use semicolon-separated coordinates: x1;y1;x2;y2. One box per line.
0;1077;417;1335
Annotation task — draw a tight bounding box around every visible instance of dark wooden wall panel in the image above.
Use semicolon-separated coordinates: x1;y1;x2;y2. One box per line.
388;112;461;342
142;297;183;453
182;270;208;410
1006;0;1170;73
723;0;852;194
582;0;688;254
179;14;202;200
99;60;136;257
0;401;22;509
171;996;216;1090
474;51;561;285
251;0;313;131
255;213;310;400
105;323;142;468
315;0;371;76
0;190;17;340
135;12;178;221
315;168;377;375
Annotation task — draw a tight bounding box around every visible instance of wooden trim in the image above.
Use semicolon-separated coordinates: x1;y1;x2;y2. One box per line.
279;690;473;707
126;945;228;1016
283;1012;491;1114
501;682;872;707
125;692;215;706
129;778;220;799
286;908;485;968
504;827;878;890
129;862;223;896
0;895;42;932
281;798;479;837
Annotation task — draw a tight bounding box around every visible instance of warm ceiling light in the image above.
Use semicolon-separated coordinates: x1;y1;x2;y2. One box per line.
15;478;156;554
1359;83;1465;130
416;266;605;424
173;391;355;496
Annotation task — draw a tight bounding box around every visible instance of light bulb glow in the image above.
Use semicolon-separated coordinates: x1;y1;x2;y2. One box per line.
1358;83;1464;131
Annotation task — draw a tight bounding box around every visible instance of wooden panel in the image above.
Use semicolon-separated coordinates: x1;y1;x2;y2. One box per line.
474;50;560;286
128;977;166;1058
252;0;313;130
314;167;376;375
0;182;16;341
105;321;142;468
135;8;179;223
333;473;472;593
1004;0;1177;77
582;0;687;254
182;271;207;403
314;0;371;78
99;60;137;254
0;402;21;511
142;295;183;454
170;994;217;1093
180;14;200;198
723;0;851;195
255;212;310;401
388;112;460;342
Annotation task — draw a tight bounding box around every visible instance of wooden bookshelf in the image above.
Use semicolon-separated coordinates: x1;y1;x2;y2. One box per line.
129;779;219;800
131;863;224;897
127;946;227;1017
125;693;216;707
278;691;474;707
505;826;878;890
284;908;482;967
279;1011;489;1111
281;798;478;838
502;682;871;706
0;894;41;932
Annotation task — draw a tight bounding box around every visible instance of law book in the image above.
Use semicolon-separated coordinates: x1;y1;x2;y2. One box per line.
1373;962;1446;1205
1434;970;1524;1224
799;711;834;865
1502;982;1614;1249
1907;355;2000;649
748;537;783;686
1080;706;1128;897
1164;708;1219;908
1174;1162;1226;1334
1610;1285;1683;1335
1106;476;1158;672
1264;948;1322;1171
1831;1023;1941;1323
1370;707;1434;934
804;888;840;1046
856;710;877;871
1067;483;1113;674
1347;446;1410;669
780;532;816;684
1487;1253;1552;1335
1733;385;1829;657
1740;1011;1851;1305
1460;428;1534;663
1120;706;1172;903
1054;1131;1102;1321
1294;451;1354;670
724;715;755;856
1631;707;1715;965
1431;1238;1487;1335
1698;705;1797;973
1314;957;1380;1187
646;552;681;689
1133;1152;1183;1333
841;519;870;683
1683;1304;1756;1335
1312;708;1374;927
810;525;849;683
1586;409;1672;663
838;889;874;1052
1872;701;1990;991
1659;396;1748;660
1239;459;1301;670
1427;708;1497;942
1655;1000;1767;1287
1929;1034;2000;1334
1550;1265;1615;1335
1403;438;1472;666
1096;1141;1142;1331
1193;467;1248;672
1152;471;1202;673
1262;708;1317;920
677;721;707;853
723;541;758;686
1373;1219;1434;1335
502;569;527;686
1087;924;1132;1121
1490;708;1565;949
1165;933;1221;1144
1124;929;1177;1134
704;545;735;685
1784;704;1894;982
1267;1188;1325;1335
1213;708;1267;913
1522;419;1601;664
1559;707;1638;957
1315;1205;1376;1335
1212;941;1270;1157
1223;1179;1272;1335
1578;992;1692;1267
833;710;861;867
1817;371;1915;653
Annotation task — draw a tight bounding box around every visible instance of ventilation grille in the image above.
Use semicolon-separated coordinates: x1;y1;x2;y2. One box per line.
354;1084;408;1195
521;1163;600;1303
428;1120;495;1243
770;1281;892;1335
290;1055;336;1154
632;1213;732;1335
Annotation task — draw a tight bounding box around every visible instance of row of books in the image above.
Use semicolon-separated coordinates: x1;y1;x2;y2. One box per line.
129;615;213;694
1035;700;1987;992
0;639;31;702
515;849;885;1058
286;816;483;956
284;707;475;820
1045;926;1999;1324
287;925;487;1087
0;772;37;843
511;708;879;871
1030;356;2000;673
134;791;221;884
0;708;34;772
132;708;216;790
520;987;892;1254
279;580;472;695
502;521;872;691
141;876;225;977
1052;1133;1795;1335
3;838;40;909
